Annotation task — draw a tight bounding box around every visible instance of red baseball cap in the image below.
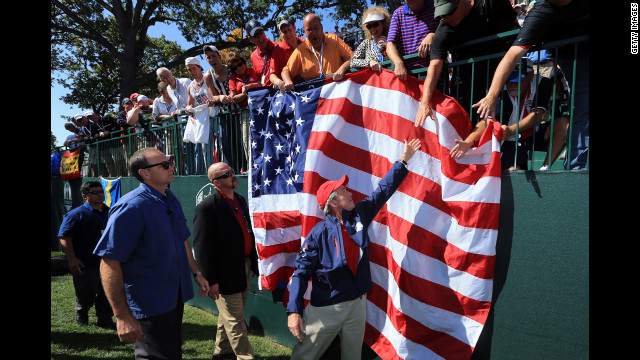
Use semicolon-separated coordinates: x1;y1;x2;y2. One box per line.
316;175;349;208
129;93;139;101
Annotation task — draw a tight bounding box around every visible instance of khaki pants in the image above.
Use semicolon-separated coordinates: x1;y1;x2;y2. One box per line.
290;295;367;360
213;258;254;359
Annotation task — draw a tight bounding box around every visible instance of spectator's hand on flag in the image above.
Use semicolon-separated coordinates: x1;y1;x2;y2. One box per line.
450;139;473;159
414;101;434;127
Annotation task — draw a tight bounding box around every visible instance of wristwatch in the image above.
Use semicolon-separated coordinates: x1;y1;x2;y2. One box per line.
193;271;202;279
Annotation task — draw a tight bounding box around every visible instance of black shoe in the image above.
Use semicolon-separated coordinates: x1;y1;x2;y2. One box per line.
76;312;89;326
97;319;117;330
211;352;234;360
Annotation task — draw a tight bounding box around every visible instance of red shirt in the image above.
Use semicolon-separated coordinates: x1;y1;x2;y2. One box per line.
250;38;289;86
219;191;252;256
275;37;305;61
229;67;259;107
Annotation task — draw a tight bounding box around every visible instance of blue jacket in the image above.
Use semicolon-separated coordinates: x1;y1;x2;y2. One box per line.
287;161;409;314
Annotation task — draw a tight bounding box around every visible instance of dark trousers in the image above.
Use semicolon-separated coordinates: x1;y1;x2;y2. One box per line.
72;266;112;322
134;301;185;360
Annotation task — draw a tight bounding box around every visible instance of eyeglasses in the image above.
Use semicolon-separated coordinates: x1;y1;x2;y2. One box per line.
366;22;381;29
213;169;235;180
86;189;104;195
143;161;173;170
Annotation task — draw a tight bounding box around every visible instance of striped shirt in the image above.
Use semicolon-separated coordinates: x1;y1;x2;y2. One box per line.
387;1;440;69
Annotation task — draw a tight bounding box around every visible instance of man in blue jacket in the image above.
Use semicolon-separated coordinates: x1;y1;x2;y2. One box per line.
287;138;421;360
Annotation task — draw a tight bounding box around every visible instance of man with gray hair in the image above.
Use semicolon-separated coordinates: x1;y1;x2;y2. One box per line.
156;66;191;111
286;138;421;360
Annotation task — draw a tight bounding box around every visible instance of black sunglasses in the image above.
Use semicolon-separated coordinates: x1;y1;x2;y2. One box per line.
366;22;381;29
229;61;245;71
143;161;173;170
214;169;235;180
86;189;104;195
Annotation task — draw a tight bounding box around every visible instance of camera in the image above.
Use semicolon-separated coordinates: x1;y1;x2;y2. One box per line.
141;105;149;111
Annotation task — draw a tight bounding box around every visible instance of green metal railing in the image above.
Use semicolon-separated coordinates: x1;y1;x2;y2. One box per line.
62;29;587;177
65;107;252;178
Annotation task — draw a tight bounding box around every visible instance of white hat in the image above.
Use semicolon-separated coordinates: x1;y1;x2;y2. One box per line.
73;114;84;120
363;13;385;24
185;57;200;66
203;45;219;54
84;110;95;117
136;95;149;101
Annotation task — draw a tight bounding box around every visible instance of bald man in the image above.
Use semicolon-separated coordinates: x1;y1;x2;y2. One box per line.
281;13;353;88
193;162;259;360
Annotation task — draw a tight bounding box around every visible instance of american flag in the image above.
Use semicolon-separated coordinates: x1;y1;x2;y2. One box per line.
247;68;502;360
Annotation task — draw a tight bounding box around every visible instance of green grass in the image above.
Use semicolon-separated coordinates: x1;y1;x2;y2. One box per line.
51;254;292;360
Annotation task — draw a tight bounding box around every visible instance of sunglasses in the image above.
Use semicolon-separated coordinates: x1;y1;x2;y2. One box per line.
143;161;173;170
214;169;235;180
229;62;245;71
366;22;381;29
86;189;104;195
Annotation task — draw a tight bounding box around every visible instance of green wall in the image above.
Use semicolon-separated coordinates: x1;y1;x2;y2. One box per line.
83;170;589;358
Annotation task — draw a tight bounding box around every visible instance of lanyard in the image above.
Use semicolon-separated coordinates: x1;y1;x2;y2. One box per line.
261;50;271;84
311;40;324;76
372;39;384;62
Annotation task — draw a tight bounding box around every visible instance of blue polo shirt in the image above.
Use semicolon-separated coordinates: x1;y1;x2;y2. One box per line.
93;182;194;319
58;202;109;268
387;1;440;69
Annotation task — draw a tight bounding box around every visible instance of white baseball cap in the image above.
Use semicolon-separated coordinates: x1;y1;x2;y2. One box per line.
185;57;201;66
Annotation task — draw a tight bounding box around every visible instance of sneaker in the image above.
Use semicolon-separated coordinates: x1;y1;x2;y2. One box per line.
539;165;549;171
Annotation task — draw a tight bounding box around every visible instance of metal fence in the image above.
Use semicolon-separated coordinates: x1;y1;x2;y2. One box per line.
61;29;587;177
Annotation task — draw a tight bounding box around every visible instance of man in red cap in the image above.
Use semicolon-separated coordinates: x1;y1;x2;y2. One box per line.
286;138;421;360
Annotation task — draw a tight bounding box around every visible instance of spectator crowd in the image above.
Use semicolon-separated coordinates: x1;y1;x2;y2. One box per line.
60;0;588;180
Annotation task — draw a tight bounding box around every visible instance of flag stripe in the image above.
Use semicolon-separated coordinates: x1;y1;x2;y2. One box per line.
367;282;475;359
369;241;491;321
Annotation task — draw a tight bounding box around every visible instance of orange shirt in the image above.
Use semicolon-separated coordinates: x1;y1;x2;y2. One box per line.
283;33;353;81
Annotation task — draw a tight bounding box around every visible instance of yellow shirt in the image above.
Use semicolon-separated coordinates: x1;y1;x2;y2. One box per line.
283;33;353;81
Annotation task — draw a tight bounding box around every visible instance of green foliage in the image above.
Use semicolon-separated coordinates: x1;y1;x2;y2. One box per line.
51;0;399;117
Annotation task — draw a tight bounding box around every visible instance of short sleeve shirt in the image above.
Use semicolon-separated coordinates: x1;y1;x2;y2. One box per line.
512;0;589;49
93;183;194;319
250;38;289;86
283;33;353;81
387;1;440;69
58;203;110;268
229;67;259;107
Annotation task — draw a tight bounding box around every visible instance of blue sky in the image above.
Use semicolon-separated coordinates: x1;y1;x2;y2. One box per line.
51;7;359;148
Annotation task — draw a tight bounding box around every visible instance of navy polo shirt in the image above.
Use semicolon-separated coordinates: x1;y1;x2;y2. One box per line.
58;202;109;268
93;182;194;319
